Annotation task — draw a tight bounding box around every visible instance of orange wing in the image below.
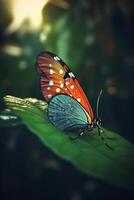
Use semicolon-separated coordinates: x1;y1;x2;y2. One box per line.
36;52;94;123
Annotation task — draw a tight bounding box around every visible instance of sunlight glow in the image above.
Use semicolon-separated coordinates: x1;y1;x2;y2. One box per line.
2;45;23;56
6;0;50;33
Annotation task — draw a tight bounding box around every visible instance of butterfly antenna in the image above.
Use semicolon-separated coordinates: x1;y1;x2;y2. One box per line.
96;89;103;118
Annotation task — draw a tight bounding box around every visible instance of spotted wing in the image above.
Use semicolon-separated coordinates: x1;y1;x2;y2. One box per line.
48;94;88;131
36;51;94;122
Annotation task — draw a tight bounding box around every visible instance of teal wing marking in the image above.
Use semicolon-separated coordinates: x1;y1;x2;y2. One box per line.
48;94;88;131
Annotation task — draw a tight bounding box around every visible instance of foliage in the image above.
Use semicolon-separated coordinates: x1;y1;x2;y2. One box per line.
1;95;134;191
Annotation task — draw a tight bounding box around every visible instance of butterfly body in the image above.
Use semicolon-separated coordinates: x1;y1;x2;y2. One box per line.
37;51;101;134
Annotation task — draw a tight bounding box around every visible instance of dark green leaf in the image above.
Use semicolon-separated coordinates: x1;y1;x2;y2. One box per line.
3;95;134;191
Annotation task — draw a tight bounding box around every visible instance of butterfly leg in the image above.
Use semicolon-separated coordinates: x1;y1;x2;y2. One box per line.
97;125;114;140
70;131;85;140
97;125;113;150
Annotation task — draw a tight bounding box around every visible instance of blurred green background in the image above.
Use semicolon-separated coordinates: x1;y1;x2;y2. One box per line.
0;0;134;199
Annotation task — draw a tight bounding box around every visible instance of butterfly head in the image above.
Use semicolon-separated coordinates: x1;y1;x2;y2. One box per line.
87;117;101;129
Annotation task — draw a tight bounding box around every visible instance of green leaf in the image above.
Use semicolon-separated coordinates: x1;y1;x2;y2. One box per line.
3;95;134;191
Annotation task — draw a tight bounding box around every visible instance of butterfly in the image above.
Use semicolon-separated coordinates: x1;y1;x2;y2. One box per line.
36;51;103;139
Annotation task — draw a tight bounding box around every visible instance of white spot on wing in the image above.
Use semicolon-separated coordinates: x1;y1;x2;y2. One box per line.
60;83;64;88
54;56;60;61
59;69;63;74
56;56;60;60
56;88;60;93
70;85;74;89
50;69;54;74
54;56;57;61
66;82;69;85
47;87;50;90
69;72;75;78
49;64;52;67
49;80;54;86
48;94;52;98
77;98;81;102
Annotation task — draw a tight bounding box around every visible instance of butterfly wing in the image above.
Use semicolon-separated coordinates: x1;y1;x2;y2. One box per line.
36;51;94;123
48;94;88;131
37;52;68;100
